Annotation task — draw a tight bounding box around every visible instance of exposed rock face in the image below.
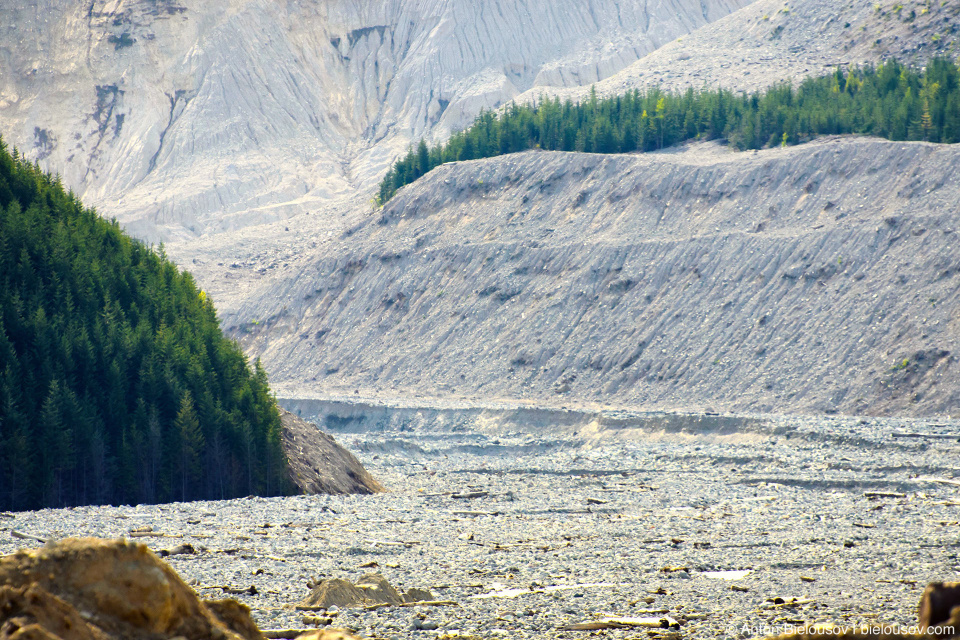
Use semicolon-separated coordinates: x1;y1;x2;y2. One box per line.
0;538;262;640
280;409;384;495
0;0;750;243
235;138;960;417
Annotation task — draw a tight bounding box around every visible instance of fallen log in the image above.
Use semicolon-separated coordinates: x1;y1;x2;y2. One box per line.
11;530;47;543
363;600;459;610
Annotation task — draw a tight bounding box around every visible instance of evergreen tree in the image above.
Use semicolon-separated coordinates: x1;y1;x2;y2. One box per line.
375;57;960;205
0;136;293;510
175;391;204;502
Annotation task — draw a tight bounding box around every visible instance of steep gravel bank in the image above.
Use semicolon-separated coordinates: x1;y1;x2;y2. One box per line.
234;138;960;417
2;413;958;639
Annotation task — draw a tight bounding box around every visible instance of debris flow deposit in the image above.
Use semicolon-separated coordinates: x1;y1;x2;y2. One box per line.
2;411;959;639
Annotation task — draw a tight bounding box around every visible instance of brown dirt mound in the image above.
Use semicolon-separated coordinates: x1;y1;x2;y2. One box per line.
296;574;434;610
280;410;384;495
0;538;262;640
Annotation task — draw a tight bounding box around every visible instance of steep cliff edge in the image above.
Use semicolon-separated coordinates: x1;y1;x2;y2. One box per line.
0;0;750;242
232;138;960;417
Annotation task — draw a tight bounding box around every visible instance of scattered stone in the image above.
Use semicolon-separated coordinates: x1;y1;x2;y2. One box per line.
762;597;815;609
158;543;197;557
3;411;959;638
758;582;960;639
403;587;436;603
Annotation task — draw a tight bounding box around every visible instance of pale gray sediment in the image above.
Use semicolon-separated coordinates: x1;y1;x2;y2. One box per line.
2;407;958;639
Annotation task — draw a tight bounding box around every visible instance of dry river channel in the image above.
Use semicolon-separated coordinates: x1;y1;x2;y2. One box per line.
2;410;960;639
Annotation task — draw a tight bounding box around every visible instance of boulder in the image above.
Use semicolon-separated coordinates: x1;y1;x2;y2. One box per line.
280;410;384;495
0;538;263;640
402;587;436;603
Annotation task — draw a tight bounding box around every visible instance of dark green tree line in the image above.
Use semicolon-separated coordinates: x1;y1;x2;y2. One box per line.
378;57;960;203
0;139;291;510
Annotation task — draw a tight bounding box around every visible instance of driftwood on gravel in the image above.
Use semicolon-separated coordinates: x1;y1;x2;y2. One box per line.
561;616;681;631
280;409;384;495
262;631;362;640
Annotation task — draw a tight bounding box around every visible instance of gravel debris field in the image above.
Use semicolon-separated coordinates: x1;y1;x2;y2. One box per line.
2;413;959;639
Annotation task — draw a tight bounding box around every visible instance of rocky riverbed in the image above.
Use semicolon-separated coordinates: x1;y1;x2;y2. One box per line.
2;412;959;639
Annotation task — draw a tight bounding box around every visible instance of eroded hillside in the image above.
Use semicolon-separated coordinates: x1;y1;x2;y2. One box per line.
518;0;960;102
0;0;750;242
233;138;960;417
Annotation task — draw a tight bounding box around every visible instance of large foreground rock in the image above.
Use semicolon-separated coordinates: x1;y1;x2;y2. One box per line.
280;409;384;495
0;538;262;640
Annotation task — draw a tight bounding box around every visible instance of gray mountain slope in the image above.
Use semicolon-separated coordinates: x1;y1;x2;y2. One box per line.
159;0;958;329
517;0;960;102
231;138;960;417
0;0;750;242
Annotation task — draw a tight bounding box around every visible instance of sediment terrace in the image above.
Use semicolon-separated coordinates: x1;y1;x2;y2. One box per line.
237;138;960;417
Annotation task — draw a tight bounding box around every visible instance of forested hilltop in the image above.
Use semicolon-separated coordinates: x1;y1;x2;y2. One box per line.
0;139;291;511
378;57;960;203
